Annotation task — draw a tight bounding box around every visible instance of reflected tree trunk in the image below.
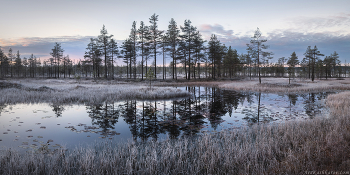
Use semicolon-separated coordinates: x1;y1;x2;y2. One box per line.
257;92;261;124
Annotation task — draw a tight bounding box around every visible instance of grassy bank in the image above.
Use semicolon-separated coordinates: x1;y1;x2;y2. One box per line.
0;79;190;104
1;89;350;174
219;77;350;93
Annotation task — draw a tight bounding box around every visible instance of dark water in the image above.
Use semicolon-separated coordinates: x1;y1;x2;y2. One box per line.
0;87;333;151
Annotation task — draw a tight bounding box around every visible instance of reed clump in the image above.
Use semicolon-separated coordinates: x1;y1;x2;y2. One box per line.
1;90;350;174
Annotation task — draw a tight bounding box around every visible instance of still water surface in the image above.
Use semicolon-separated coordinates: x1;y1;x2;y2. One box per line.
0;87;333;151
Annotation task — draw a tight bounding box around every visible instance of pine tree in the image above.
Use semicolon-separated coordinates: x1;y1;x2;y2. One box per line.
143;44;152;77
287;52;299;84
8;48;13;77
315;59;324;79
223;46;239;78
63;55;70;78
207;34;224;79
22;57;28;78
303;46;313;79
324;56;333;79
330;51;340;77
28;54;36;77
245;46;254;79
109;39;119;79
84;39;102;78
129;21;138;79
149;13;164;79
166;18;180;79
121;39;134;78
0;47;8;77
180;20;197;80
97;25;113;79
67;57;73;78
14;50;22;77
138;21;150;80
161;35;168;80
50;43;64;78
192;31;206;79
176;37;187;78
305;46;324;81
36;58;41;77
248;28;270;84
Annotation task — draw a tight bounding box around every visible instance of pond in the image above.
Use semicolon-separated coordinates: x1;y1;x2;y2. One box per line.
0;86;334;151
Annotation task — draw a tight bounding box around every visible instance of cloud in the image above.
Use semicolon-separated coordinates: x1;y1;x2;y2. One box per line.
199;24;240;42
200;24;350;63
0;36;93;48
0;36;91;57
198;15;350;64
199;24;234;37
287;13;350;34
265;30;350;62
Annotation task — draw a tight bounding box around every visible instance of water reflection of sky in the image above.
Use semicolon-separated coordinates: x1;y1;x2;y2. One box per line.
0;87;334;151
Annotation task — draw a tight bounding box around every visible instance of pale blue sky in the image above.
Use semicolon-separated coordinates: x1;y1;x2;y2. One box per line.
1;0;349;64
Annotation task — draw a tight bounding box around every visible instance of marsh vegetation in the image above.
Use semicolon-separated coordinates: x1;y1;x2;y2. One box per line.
1;78;350;174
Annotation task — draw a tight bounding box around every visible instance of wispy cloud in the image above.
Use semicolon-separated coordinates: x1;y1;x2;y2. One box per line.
1;36;95;60
0;36;93;47
199;24;241;42
200;24;234;37
287;13;350;34
266;30;350;60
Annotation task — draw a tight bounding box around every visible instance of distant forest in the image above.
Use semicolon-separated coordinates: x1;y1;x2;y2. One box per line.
0;14;348;82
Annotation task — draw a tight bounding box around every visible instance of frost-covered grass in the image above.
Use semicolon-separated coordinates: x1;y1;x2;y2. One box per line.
1;89;350;174
0;79;190;104
219;77;350;93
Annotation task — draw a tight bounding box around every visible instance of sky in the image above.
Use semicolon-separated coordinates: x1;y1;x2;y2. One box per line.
0;0;350;65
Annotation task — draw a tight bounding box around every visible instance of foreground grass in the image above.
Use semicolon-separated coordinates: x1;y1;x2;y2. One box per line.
1;90;350;174
0;79;190;104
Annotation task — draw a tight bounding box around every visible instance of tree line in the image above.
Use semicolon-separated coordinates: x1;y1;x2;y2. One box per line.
0;14;348;82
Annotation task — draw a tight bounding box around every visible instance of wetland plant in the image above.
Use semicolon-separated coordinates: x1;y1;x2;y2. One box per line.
1;91;350;174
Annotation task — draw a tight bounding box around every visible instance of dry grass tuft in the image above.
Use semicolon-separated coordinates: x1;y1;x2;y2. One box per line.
326;91;350;115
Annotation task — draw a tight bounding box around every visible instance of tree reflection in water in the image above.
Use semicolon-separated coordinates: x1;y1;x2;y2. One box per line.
301;92;331;119
64;87;333;142
50;104;65;117
86;102;120;135
0;104;7;116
